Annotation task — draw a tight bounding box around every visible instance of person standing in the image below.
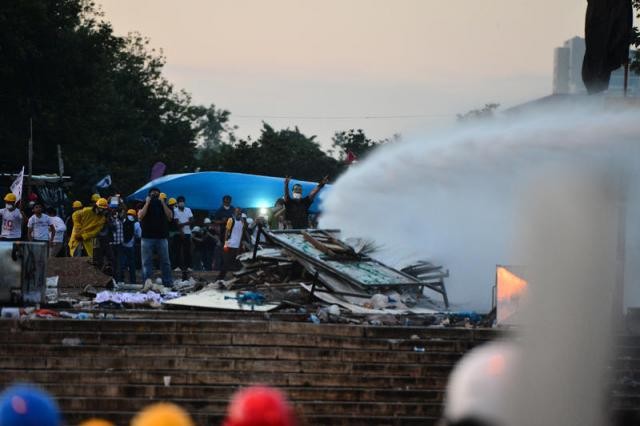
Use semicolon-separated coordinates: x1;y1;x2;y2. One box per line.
173;195;194;279
28;202;55;246
191;226;205;271
120;209;142;283
138;187;173;287
107;207;125;279
217;207;245;281
283;176;328;229
68;198;109;257
212;195;234;270
46;207;66;257
65;201;83;240
268;198;286;230
0;193;24;241
202;218;219;271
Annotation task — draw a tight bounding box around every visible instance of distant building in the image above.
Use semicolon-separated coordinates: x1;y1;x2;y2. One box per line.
552;36;639;96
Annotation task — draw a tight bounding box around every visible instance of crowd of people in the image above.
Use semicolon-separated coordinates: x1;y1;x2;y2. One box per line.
0;176;328;287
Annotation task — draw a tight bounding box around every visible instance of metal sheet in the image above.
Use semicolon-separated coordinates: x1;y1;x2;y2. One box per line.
268;230;423;287
300;283;437;315
164;289;280;312
0;242;47;304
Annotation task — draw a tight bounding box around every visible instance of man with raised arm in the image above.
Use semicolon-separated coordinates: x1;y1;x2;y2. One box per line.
283;176;328;229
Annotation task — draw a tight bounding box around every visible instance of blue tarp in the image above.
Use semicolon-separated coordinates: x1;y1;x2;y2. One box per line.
127;172;329;213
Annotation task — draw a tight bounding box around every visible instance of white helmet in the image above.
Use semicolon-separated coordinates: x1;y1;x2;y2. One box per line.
443;341;519;425
192;226;202;233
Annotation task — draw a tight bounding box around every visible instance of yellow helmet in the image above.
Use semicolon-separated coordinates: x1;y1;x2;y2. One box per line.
131;403;194;426
72;200;83;209
168;197;177;206
79;419;115;426
95;198;108;209
4;193;17;203
91;193;100;202
127;209;137;216
159;192;167;200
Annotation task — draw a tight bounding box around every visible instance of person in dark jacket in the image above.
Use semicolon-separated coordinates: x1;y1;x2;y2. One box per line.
138;187;173;286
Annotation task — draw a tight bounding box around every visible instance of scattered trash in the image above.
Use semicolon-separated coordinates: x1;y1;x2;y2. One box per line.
94;290;179;306
328;304;341;317
62;337;82;346
45;276;59;304
413;346;426;353
410;334;421;341
1;307;20;319
163;376;172;387
370;294;389;310
34;309;60;318
309;314;321;324
82;285;98;297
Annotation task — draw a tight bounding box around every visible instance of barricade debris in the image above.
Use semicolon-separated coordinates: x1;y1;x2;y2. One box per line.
1;229;494;327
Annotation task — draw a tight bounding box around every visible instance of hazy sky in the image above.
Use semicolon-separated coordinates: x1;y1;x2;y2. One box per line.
98;0;587;146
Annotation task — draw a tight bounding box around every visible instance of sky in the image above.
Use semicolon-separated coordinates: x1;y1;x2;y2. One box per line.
98;0;587;147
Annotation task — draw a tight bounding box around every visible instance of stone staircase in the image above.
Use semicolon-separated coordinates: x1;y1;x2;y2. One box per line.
0;313;637;425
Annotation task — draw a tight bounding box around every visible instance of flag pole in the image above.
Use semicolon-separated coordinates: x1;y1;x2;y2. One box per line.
27;118;33;198
624;61;629;97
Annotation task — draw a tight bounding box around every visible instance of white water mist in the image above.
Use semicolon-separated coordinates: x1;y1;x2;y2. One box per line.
320;99;640;312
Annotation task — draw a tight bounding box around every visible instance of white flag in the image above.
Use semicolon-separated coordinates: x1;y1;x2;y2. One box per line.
10;167;24;202
95;174;112;189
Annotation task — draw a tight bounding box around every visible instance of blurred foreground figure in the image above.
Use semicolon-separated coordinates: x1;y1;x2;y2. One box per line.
79;419;115;426
0;385;61;426
441;341;518;426
223;386;297;426
130;402;194;426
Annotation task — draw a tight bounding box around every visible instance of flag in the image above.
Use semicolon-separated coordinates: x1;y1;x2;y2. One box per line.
346;150;358;165
582;0;633;94
95;175;112;189
10;167;24;202
150;162;166;181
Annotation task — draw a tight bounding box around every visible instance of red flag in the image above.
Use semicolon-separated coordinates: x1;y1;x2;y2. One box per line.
346;150;358;165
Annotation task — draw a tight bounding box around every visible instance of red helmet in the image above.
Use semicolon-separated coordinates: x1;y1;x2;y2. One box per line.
223;386;297;426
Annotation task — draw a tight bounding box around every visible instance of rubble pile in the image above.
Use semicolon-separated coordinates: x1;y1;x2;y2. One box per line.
2;229;491;327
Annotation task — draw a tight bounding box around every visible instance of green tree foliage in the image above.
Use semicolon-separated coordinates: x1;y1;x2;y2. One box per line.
0;0;199;196
331;129;390;162
632;1;640;73
193;104;237;151
456;103;500;122
198;123;342;182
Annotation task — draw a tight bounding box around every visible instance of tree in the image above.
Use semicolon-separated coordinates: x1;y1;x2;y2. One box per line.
193;104;237;151
198;123;342;181
0;0;199;197
331;129;388;163
456;103;500;122
631;0;640;73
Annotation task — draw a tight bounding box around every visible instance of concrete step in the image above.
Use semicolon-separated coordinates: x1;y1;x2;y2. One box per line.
10;383;447;402
1;369;450;388
62;411;440;426
0;331;474;352
0;343;464;363
0;356;457;376
55;397;445;417
0;318;497;341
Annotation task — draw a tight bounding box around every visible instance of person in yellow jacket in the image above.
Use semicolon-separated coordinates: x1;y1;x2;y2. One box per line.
68;198;109;257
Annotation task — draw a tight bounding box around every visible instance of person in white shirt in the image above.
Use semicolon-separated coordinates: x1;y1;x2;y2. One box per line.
0;193;25;241
27;203;55;246
173;195;194;279
217;207;245;281
46;207;67;257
